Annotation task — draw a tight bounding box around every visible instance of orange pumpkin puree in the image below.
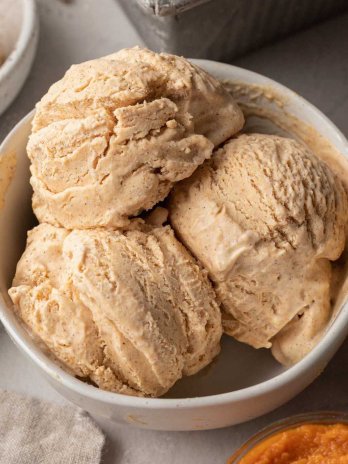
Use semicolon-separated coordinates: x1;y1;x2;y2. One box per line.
232;423;348;464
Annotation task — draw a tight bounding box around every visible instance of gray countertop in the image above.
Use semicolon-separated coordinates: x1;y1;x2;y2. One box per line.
0;1;347;463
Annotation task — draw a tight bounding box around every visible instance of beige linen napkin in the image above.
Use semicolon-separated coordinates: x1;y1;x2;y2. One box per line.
0;389;105;464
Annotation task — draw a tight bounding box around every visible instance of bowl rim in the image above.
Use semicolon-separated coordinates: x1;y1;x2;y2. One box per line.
0;59;348;410
0;0;38;83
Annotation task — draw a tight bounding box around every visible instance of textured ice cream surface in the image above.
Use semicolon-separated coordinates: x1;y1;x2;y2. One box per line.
28;46;244;229
9;222;222;397
169;133;348;365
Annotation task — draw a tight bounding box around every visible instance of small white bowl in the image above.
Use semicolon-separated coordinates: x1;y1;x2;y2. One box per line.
0;60;347;431
0;0;39;116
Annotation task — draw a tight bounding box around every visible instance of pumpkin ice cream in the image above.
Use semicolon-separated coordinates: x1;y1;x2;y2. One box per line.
169;134;348;365
27;46;243;229
9;222;222;397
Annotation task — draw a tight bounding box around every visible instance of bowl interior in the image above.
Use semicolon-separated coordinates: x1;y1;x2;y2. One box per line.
0;0;23;64
0;61;347;400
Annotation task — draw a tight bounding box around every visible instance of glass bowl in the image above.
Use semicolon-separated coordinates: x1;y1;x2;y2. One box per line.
228;411;348;463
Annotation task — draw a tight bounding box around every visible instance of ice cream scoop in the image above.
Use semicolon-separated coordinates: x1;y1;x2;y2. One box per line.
169;134;348;365
28;47;244;229
9;222;222;397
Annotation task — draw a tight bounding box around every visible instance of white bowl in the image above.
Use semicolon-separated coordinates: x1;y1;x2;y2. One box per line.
0;60;347;431
0;0;39;116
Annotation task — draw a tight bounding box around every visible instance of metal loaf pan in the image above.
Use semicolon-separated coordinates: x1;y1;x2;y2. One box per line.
118;0;348;61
